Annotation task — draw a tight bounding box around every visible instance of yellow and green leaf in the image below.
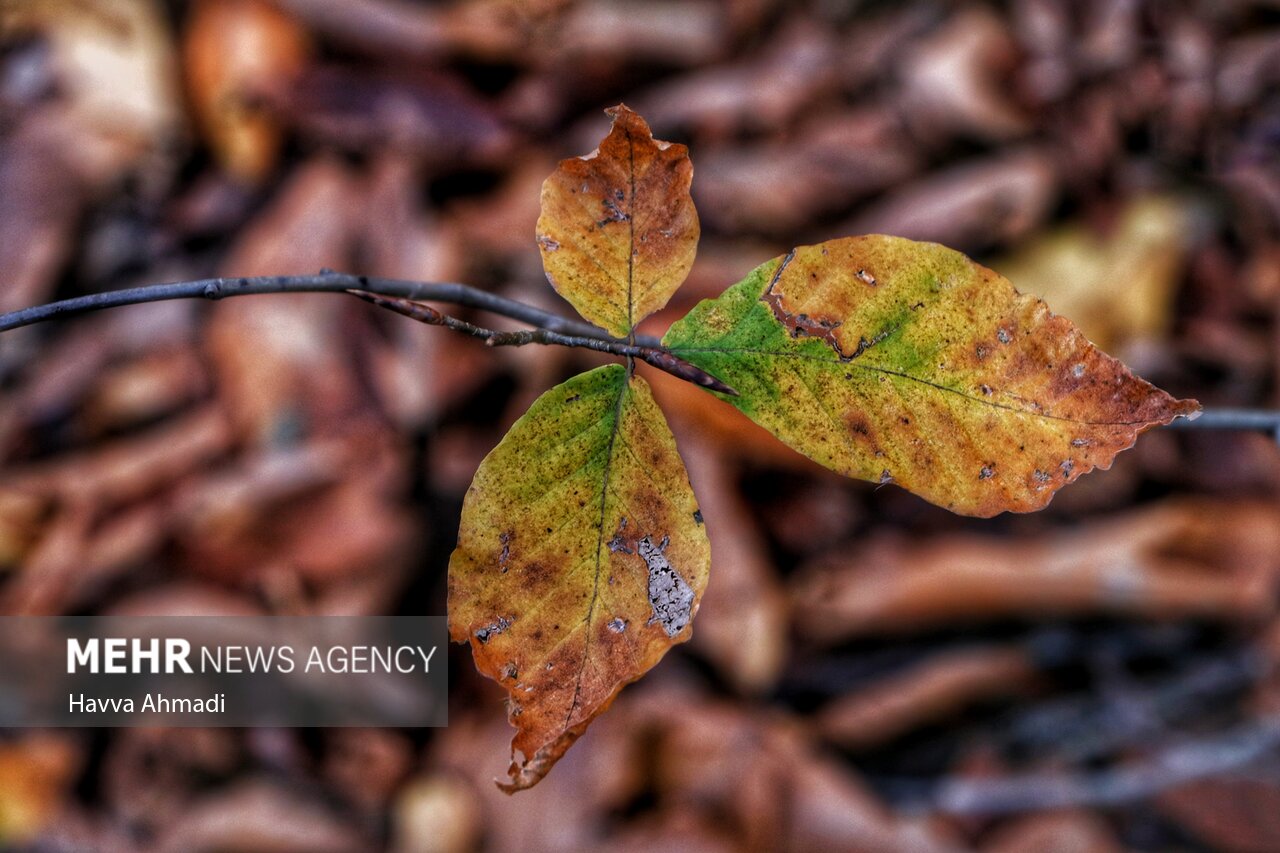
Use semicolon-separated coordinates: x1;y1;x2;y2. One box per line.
448;364;709;791
536;105;699;338
663;235;1200;517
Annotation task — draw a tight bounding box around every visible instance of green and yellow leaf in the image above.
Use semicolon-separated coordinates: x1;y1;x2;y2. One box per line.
448;364;710;791
536;105;699;338
663;235;1200;517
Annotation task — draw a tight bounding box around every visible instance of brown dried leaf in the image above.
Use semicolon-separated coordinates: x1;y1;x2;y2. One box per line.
899;7;1031;141
635;692;963;852
838;153;1059;252
695;109;921;234
982;811;1124;853
792;499;1280;642
537;105;699;337
675;425;788;694
1158;777;1280;853
817;646;1039;750
151;780;370;853
993;196;1196;352
0;735;80;845
184;0;310;183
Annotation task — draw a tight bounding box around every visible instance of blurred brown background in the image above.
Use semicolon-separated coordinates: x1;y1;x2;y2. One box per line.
2;0;1280;850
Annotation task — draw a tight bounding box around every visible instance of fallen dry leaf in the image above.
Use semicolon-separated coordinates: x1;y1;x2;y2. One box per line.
675;425;788;694
1157;776;1280;853
817;646;1040;750
184;0;310;183
982;810;1124;853
992;196;1196;353
792;499;1280;642
0;735;80;846
899;7;1030;141
151;779;371;853
633;18;840;141
838;151;1059;251
390;773;483;853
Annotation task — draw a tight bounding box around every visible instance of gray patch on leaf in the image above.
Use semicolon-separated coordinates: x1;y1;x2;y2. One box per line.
475;615;512;644
638;536;695;637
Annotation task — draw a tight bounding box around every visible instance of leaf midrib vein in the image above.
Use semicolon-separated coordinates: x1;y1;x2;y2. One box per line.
565;377;628;728
668;344;1158;428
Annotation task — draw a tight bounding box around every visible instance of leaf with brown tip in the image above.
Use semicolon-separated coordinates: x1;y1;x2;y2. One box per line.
448;365;709;791
536;105;699;338
663;235;1199;517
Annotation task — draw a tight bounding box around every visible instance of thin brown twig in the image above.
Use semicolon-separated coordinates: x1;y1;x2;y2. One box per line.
0;271;662;347
349;291;737;395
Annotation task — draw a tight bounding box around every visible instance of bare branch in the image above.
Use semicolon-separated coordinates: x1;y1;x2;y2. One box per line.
0;271;661;347
5;272;1280;422
350;291;738;395
1165;407;1280;446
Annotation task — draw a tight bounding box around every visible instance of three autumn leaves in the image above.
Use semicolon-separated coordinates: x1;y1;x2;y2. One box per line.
448;106;1199;791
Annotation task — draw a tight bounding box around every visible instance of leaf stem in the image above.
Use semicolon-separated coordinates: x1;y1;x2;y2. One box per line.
350;291;737;395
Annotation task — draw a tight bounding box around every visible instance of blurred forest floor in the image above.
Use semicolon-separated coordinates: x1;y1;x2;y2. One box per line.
2;0;1280;850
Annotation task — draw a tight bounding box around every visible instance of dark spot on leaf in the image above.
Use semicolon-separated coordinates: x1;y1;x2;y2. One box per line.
597;196;631;227
608;517;634;553
498;530;512;573
476;615;512;644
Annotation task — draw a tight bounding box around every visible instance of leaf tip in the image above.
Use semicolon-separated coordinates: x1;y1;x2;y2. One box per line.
604;102;661;142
